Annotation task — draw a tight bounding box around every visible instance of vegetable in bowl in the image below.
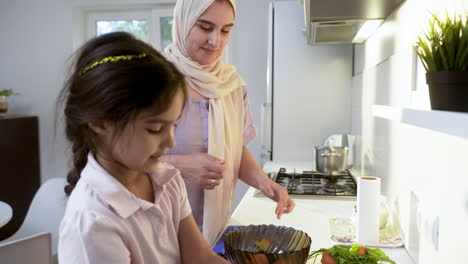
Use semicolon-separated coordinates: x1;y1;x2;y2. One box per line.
308;244;396;264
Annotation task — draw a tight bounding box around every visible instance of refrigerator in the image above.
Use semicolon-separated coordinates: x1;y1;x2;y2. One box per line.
260;0;354;166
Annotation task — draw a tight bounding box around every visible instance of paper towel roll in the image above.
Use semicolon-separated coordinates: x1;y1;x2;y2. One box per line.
356;176;381;244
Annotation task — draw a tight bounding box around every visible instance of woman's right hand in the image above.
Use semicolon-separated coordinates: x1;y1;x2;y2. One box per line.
165;153;226;189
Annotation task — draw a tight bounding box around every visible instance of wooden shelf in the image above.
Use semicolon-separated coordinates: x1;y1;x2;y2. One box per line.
372;104;468;139
0;116;40;240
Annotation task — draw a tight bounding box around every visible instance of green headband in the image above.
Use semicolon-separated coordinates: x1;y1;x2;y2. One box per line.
80;53;147;75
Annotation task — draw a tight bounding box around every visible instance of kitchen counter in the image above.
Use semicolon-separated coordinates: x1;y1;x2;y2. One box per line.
229;187;414;263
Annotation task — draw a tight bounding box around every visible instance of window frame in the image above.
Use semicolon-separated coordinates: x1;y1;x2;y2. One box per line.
151;8;174;51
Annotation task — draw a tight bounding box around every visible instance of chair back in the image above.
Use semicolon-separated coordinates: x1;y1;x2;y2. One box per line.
0;232;53;264
2;178;67;255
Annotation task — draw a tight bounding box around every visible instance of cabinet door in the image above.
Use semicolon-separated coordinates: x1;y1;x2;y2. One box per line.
0;116;40;240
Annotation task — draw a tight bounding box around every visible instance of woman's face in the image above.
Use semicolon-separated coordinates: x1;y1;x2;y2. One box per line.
185;0;235;65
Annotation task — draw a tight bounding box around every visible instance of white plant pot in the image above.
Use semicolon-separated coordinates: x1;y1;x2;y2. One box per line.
0;95;8;114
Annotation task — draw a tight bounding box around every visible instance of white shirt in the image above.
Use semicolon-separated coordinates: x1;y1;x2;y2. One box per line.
58;153;191;264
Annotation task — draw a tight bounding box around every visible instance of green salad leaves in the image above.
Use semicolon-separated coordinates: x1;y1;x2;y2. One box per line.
308;244;396;264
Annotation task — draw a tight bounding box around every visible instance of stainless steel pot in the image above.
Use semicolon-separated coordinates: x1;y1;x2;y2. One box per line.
314;144;348;174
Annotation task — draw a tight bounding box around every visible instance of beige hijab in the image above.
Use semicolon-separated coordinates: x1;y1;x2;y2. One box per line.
164;0;245;246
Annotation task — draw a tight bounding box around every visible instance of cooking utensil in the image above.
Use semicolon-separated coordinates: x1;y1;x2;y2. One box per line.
324;134;355;168
315;140;348;174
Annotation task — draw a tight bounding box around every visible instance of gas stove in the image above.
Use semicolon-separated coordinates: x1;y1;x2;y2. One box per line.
270;168;357;200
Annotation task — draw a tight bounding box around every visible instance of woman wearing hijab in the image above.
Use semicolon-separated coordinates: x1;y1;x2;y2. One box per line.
162;0;295;246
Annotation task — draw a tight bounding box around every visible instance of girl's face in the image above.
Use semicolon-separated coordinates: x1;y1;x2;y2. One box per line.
185;0;234;65
96;90;184;177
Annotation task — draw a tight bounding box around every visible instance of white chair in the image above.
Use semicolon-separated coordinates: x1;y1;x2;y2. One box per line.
0;232;53;264
1;177;68;258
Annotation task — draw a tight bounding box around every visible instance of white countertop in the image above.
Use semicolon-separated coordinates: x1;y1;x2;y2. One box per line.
229;187;414;264
0;201;13;228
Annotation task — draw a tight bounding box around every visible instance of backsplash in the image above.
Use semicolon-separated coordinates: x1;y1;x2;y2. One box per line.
351;0;468;263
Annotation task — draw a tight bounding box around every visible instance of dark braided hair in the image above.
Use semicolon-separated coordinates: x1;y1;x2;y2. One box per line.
57;32;187;195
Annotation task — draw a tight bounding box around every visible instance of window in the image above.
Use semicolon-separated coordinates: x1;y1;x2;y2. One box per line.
152;9;174;51
96;20;149;42
86;7;174;51
83;6;228;61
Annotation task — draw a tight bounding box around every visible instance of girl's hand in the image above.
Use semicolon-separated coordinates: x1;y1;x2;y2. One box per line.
166;153;226;189
258;179;295;219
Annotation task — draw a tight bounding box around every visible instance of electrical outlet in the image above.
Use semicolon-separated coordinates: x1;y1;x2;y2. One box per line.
417;208;439;252
407;191;420;263
465;194;468;215
429;216;439;251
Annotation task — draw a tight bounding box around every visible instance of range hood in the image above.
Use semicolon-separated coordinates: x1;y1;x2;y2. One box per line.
303;0;405;44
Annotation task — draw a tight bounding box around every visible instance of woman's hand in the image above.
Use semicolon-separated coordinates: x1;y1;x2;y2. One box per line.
258;179;295;219
165;153;226;189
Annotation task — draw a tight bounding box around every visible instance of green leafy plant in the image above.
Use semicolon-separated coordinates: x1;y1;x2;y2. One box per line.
415;13;468;72
308;244;396;264
0;89;14;97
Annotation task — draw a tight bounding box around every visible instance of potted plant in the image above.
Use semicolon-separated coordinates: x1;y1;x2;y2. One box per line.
0;89;14;114
415;13;468;112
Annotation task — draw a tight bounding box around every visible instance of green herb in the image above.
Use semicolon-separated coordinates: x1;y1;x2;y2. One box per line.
415;12;468;72
308;244;396;264
0;89;14;97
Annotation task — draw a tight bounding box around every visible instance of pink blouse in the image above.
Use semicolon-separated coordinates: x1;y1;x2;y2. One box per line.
58;153;191;264
166;85;257;230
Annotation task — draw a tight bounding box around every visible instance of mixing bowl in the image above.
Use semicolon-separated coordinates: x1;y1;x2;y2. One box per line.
222;224;312;264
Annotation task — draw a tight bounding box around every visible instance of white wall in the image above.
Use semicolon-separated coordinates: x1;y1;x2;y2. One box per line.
272;1;353;162
0;0;270;210
352;0;468;263
1;0;75;183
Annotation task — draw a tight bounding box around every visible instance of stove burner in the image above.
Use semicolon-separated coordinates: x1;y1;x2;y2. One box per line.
272;168;357;199
324;181;345;193
321;175;345;193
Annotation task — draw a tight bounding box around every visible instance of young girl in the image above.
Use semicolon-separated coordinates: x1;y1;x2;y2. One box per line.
57;32;229;264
